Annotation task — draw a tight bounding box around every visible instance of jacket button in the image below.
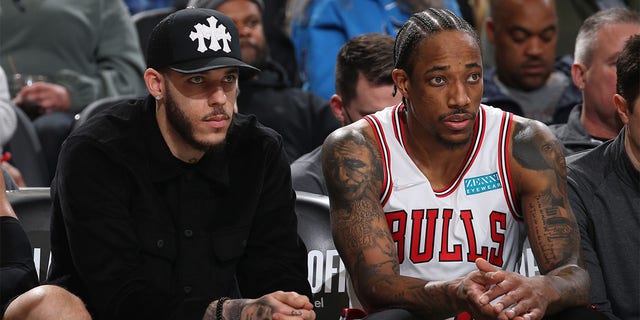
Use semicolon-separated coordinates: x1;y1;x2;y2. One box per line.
184;229;193;238
183;286;192;294
156;239;164;248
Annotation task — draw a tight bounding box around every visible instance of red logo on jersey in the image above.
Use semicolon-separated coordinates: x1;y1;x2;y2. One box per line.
385;209;506;265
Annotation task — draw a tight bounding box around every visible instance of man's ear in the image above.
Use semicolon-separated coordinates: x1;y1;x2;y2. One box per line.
614;94;629;125
144;68;164;98
329;94;345;125
571;63;587;90
392;69;410;99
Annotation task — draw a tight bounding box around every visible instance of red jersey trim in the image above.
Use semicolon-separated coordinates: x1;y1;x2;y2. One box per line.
498;112;522;220
365;112;393;206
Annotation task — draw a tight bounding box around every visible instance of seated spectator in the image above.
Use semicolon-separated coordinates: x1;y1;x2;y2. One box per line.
291;33;401;195
188;0;340;162
482;0;581;124
550;8;640;155
0;169;90;320
567;34;640;320
0;0;148;182
46;8;314;319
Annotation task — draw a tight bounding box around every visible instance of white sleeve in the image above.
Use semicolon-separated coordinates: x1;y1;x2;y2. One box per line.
0;67;17;149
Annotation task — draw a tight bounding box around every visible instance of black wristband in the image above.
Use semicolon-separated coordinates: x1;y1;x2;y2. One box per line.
216;297;230;320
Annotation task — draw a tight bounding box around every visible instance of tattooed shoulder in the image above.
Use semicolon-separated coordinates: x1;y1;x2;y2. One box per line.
510;118;566;172
322;124;383;202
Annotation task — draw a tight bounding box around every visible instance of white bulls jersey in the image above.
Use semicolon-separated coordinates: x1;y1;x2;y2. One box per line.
348;104;527;317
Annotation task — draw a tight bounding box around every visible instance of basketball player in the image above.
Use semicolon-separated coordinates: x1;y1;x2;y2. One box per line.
322;8;595;320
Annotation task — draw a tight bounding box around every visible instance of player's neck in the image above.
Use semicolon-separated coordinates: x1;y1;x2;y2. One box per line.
404;130;471;189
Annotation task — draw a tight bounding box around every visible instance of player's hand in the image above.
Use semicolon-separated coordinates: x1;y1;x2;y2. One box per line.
476;259;555;320
244;291;315;320
452;258;501;319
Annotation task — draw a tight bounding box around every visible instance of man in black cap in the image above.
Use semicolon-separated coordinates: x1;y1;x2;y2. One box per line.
188;0;340;164
46;8;314;320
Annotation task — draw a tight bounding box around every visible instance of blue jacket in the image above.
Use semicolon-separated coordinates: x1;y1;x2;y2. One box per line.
294;0;461;100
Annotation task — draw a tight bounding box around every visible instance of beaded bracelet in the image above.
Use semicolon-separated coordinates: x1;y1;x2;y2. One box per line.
216;297;230;320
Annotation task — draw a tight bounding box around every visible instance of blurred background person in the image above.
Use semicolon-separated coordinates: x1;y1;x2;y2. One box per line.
567;34;640;320
482;0;581;125
291;33;400;195
550;8;640;155
0;0;147;183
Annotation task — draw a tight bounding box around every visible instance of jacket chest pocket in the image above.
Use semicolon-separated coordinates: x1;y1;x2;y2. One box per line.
211;228;249;263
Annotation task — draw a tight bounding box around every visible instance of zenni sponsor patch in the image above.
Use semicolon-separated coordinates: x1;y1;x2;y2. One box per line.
464;172;502;195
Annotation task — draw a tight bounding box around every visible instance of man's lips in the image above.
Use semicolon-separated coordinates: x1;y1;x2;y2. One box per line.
521;63;547;75
204;114;229;129
443;113;473;131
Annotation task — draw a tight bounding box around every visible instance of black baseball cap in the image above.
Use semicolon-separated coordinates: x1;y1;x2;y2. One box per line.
146;7;259;77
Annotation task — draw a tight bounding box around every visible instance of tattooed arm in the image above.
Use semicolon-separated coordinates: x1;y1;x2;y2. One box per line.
479;118;590;320
321;123;493;318
202;291;314;320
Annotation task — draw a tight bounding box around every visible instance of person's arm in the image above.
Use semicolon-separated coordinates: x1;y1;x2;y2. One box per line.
0;169;39;306
479;118;590;319
53;137;183;319
305;2;349;100
203;291;315;320
57;0;146;112
567;171;620;320
235;133;312;299
0;66;17;146
322;123;494;318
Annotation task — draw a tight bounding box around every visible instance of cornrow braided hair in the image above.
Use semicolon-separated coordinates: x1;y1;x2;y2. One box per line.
394;8;479;72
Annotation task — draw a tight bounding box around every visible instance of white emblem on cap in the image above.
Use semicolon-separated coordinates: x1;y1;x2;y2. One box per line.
189;16;232;53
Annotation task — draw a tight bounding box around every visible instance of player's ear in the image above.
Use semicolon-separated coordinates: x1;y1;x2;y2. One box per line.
392;69;410;98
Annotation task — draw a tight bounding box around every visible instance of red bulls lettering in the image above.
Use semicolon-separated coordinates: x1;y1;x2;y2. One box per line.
385;209;506;266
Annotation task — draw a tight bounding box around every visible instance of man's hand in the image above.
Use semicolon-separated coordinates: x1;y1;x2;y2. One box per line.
476;259;555;320
449;258;501;320
248;291;315;320
205;291;315;320
14;82;71;114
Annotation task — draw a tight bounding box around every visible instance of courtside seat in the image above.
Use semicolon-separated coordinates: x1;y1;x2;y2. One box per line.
295;191;350;320
7;187;52;282
72;94;140;131
132;6;177;60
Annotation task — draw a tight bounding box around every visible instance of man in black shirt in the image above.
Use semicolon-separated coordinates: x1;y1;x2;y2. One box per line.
47;8;314;320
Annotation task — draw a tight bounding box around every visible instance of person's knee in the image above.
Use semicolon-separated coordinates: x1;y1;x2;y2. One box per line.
4;285;91;320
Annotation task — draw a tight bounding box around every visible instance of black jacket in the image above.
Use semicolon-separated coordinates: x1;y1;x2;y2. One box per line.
238;59;340;163
47;96;311;319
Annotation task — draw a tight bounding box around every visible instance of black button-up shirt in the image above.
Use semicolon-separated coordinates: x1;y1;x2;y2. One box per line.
48;96;311;319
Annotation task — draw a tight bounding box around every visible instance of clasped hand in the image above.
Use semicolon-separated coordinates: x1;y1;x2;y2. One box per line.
456;258;553;320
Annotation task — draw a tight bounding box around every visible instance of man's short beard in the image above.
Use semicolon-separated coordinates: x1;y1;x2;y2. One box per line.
245;40;270;70
164;85;229;153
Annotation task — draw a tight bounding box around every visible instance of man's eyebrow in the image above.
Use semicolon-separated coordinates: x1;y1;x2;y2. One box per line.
508;25;557;35
425;65;449;73
465;62;482;69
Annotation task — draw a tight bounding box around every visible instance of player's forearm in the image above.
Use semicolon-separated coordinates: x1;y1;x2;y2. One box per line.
543;264;591;314
357;276;461;318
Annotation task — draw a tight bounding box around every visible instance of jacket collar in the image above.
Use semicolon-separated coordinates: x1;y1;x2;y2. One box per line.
142;96;230;187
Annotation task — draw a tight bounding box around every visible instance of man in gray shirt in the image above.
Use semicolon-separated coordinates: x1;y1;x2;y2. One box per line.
291;33;401;195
